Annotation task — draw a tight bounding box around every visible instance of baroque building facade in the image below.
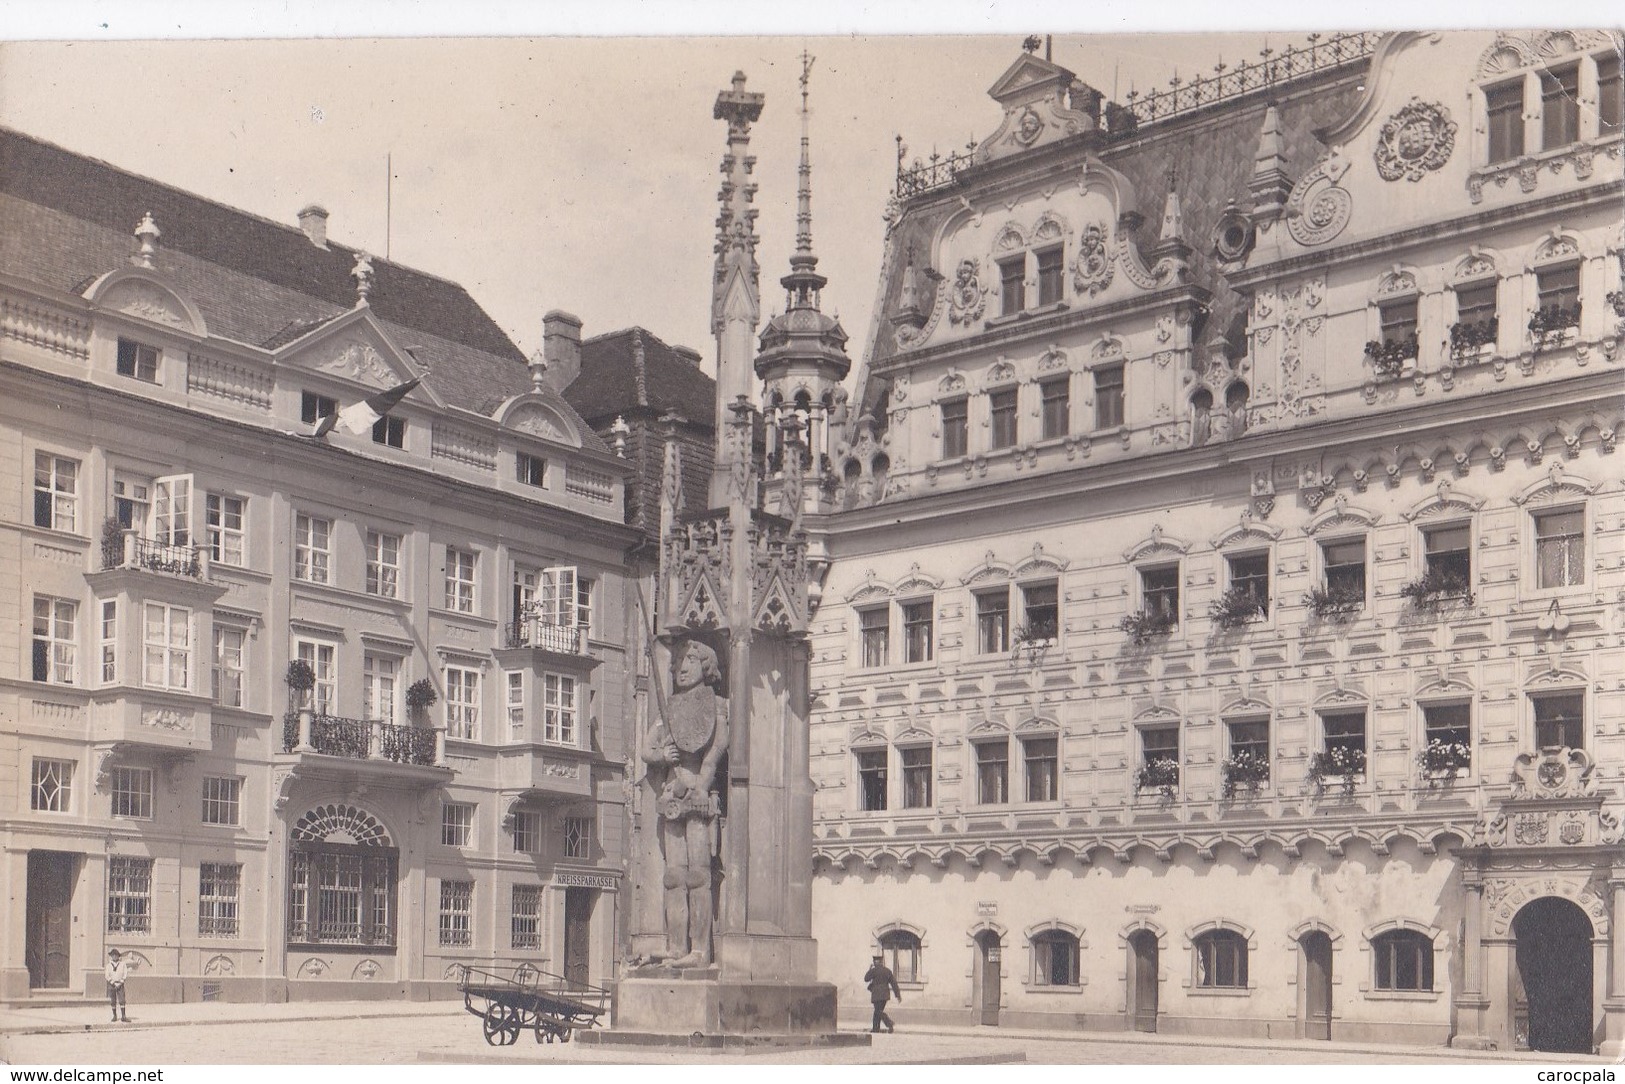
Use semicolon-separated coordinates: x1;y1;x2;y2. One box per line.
0;129;642;1002
802;31;1625;1054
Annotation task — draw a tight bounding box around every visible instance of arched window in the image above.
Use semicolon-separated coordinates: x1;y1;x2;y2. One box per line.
1189;388;1213;447
1224;381;1250;435
879;928;921;983
1193;929;1248;988
288;804;398;949
1031;928;1081;987
1372;928;1435;991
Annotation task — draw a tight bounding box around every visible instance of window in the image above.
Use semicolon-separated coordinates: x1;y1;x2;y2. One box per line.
371;414;405;448
1194;929;1248;989
506;671;525;742
563;816;592;860
439;880;473;947
300;391;338;425
857;749;888;811
1599;54;1623;133
441;802;475;847
1021;582;1059;640
1540;64;1580;149
213;625;246;708
902;600;934;664
203;493;246;566
1040;378;1069;439
294;640;337;714
1378;297;1418;356
100;601;118;683
365;530;401;598
143;603;191;691
116;338;159;382
111;766;153;819
941;398;968;459
445;667;480;741
512;885;543;949
999;256;1025;315
1373;929;1434;992
32;597;76;684
1423;702;1471;753
294;513;331;584
1023;736;1058;802
1094;365;1124;429
111;473;151;531
153;476;191;546
107;856;153;933
31;758;73;812
1032;929;1080;987
1534;509;1585;589
1455;282;1498;335
989;387;1018;449
33;453;79;532
1141;566;1180;624
512;809;542;854
536;565;579;629
287;842;397;948
542;673;577;745
976;588;1010;654
1323;711;1367;760
1141;726;1180;787
199;863;241;937
901;746;933;809
201;777;242;826
879;930;921;984
858;606;889;669
1486;81;1525;162
1422;525;1472;595
445;548;477;613
517;453;547;487
1036;246;1064;306
1536;264;1580;318
976;741;1009;805
1533;692;1584;750
1228;719;1270;763
1322;539;1367;604
575;577;595;636
1226;553;1270;617
363;654;398;725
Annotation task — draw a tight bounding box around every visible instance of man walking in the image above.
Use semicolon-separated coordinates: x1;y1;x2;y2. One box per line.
105;949;129;1023
863;952;900;1033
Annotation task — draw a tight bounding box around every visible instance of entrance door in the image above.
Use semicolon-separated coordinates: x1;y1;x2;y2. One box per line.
1514;897;1594;1054
974;930;1002;1026
1128;930;1159;1032
26;852;75;989
562;888;594;988
1301;931;1333;1040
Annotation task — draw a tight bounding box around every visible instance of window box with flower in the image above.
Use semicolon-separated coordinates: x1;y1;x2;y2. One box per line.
1135;757;1180;799
1449;317;1498;361
1399;569;1474;611
1209;586;1267;630
1220;750;1271;799
1418;738;1471;785
1528;302;1581;352
1364;333;1419;379
1010;620;1058;667
1304;583;1364;621
1120;608;1177;646
1308;746;1366;798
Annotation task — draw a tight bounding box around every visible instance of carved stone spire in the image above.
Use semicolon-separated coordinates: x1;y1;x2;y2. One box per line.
1153;166;1193;270
710;72;765;507
1250;101;1294;222
131;212;160;269
351;251;375;303
785;51;825;307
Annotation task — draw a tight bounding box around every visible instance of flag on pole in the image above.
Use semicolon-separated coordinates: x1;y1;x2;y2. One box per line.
313;378;421;438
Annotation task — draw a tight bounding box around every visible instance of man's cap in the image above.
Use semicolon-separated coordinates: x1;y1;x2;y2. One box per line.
108;949;121;957
871;953;882;959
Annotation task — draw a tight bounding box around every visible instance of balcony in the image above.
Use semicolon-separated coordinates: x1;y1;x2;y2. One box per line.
278;710;452;783
102;528;211;579
495;613;600;675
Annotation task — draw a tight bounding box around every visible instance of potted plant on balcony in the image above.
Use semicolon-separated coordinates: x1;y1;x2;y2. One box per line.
285;659;315;708
1529;302;1581;353
1418;737;1471;786
1135;757;1180;799
1209;586;1266;630
1308;746;1366;798
1220;750;1271;799
405;677;439;717
1304;583;1364;621
101;516;126;570
1010;619;1058;668
1399;569;1474;611
1363;333;1419;379
1449;317;1498;360
1120;608;1176;646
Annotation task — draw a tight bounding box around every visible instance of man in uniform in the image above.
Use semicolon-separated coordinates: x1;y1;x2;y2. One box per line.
863;952;900;1033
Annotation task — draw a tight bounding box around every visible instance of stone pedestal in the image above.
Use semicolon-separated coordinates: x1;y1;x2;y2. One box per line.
606;973;842;1037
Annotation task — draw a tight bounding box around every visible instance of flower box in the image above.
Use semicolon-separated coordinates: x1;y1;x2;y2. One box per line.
1120;608;1176;646
1449;317;1498;360
1399;570;1474;610
1220;752;1271;799
1418;738;1471;785
1308;746;1366;797
1304;584;1363;620
1364;334;1419;379
1135;757;1180;798
1209;586;1266;630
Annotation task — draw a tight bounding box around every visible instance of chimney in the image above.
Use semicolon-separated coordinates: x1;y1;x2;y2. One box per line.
297;204;329;249
542;311;583;389
672;346;703;367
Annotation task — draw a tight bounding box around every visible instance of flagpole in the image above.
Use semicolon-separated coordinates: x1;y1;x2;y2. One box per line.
385;152;392;261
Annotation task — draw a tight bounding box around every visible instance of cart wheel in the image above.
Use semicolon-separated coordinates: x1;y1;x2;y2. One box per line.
558;1026;571;1044
483;1004;519;1046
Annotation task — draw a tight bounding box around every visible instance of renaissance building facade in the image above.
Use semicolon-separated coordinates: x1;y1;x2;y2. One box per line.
802;31;1624;1054
0;129;641;1002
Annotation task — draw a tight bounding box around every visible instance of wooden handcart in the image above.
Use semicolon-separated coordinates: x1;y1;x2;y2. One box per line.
455;964;611;1045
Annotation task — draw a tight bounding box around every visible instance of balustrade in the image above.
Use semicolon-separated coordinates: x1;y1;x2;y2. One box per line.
282;709;445;767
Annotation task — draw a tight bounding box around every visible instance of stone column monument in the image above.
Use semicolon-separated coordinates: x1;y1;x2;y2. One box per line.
600;72;843;1043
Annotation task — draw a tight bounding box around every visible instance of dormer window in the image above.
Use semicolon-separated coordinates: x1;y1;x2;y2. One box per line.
999;256;1025;316
371;415;405;448
1486;82;1525;163
1540;64;1580;149
116;338;159;383
301;392;338;425
1036;246;1064;306
517;453;547;488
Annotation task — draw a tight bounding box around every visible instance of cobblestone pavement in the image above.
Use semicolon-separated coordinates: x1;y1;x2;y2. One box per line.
0;1006;1608;1066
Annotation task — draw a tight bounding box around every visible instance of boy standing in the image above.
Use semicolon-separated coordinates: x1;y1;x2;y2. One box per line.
105;948;129;1022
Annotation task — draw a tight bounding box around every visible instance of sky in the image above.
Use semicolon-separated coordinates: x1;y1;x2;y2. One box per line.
0;2;1609;377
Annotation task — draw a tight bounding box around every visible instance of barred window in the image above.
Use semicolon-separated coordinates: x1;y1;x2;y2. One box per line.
438;880;473;947
201;777;242;826
31;758;73;813
441;802;475;848
108;855;153;933
199;863;241;937
512;885;543;950
563;816;592;860
111;766;153;820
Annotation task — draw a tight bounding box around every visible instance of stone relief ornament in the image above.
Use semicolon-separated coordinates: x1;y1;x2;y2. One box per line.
1374;99;1457;182
1287;148;1354;247
1071;223;1113;297
321;340;396;386
1015;106;1045;145
947;258;987;326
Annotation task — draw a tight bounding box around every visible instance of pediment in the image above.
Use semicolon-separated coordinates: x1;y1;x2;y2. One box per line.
87;269;207;336
986;53;1075;103
496;396;582;448
277;309;433;399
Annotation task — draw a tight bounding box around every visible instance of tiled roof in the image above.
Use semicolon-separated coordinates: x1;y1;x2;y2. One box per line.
0;126;607;453
566;326;717;428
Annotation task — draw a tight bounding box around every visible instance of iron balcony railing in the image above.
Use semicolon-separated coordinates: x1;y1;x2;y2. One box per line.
101;528;209;579
282;710;445;767
505;615;587;655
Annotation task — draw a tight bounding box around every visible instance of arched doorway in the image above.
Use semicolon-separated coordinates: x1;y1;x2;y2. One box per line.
973;929;1002;1026
1300;931;1333;1040
1127;929;1158;1032
1513;897;1594;1054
